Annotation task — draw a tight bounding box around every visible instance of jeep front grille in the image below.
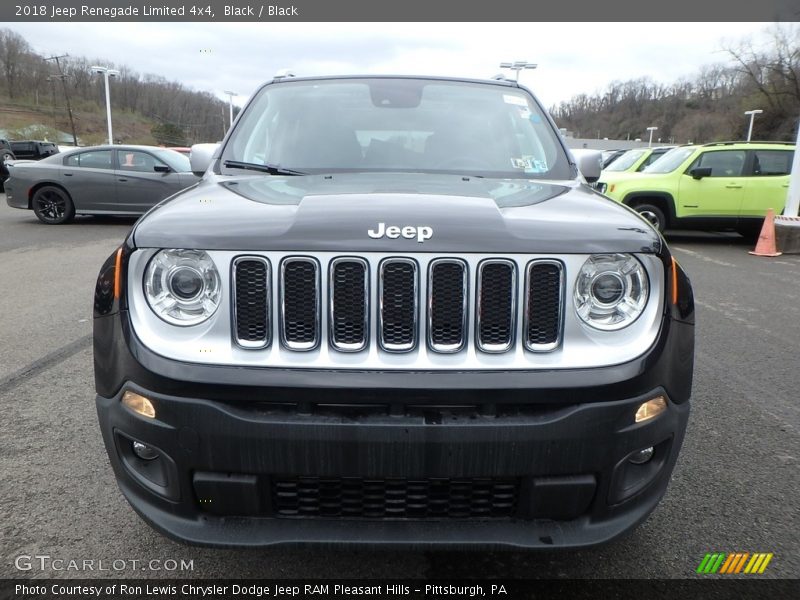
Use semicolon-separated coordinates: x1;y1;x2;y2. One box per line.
280;258;320;350
428;259;468;352
524;261;564;351
476;260;516;352
231;254;564;357
232;257;270;348
379;259;418;352
329;258;368;352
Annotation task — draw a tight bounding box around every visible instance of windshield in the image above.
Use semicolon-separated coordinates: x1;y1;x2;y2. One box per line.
222;78;570;180
604;149;647;172
642;147;696;174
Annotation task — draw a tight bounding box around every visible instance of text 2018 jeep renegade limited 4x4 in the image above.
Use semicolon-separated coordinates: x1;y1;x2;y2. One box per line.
94;75;694;548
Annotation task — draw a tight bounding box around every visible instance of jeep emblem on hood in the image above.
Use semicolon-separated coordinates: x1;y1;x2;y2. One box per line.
368;223;433;243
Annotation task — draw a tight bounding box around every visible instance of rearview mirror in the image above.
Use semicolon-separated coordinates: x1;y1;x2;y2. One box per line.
690;167;712;179
570;149;602;183
190;143;220;176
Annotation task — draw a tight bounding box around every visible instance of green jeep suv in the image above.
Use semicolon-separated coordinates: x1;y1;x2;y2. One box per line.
596;142;795;235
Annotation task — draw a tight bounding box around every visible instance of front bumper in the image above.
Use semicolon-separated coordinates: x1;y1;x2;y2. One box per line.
94;307;693;549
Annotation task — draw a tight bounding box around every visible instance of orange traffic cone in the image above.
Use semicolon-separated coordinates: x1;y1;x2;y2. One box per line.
749;208;782;257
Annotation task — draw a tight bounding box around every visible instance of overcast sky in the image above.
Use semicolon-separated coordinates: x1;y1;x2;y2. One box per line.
9;22;776;109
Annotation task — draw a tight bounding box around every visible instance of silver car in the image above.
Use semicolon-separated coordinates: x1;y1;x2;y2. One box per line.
4;145;199;224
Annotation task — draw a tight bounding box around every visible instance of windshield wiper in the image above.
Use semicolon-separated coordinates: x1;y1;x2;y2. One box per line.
223;160;307;176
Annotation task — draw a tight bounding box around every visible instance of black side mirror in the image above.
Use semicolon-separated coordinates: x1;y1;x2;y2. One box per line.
153;164;171;173
689;167;712;179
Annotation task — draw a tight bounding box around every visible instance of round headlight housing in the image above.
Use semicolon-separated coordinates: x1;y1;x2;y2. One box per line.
144;249;221;326
574;254;648;330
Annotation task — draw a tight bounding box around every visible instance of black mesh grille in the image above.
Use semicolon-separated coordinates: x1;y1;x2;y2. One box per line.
282;259;318;347
478;262;515;349
233;259;270;345
429;261;466;350
380;261;417;350
331;260;367;349
526;262;562;347
272;476;519;520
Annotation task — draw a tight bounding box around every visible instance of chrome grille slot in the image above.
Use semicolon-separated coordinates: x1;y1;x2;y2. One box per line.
476;260;516;353
379;258;418;352
524;260;564;351
280;258;320;350
428;259;468;353
329;258;368;352
232;257;271;348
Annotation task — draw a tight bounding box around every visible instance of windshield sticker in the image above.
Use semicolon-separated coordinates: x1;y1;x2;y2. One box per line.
529;114;542;124
503;94;528;107
510;157;532;169
528;158;548;173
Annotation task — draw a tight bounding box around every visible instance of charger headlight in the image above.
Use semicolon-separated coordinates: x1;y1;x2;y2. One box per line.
144;249;221;326
574;253;648;330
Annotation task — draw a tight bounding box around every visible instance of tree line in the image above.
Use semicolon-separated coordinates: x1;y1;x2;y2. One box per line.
0;27;229;145
551;25;799;145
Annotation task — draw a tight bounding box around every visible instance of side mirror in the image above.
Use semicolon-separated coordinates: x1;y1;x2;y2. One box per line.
689;167;712;180
570;149;602;183
190;143;220;176
153;164;171;173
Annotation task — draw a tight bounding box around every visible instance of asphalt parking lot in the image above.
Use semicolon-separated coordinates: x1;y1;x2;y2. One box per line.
1;203;798;580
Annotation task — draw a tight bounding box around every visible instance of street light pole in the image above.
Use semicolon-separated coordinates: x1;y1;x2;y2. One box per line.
744;109;763;142
647;126;658;148
224;90;237;131
91;66;120;145
499;61;537;82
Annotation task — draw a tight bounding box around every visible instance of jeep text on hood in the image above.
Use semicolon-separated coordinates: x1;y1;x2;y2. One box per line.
94;75;694;549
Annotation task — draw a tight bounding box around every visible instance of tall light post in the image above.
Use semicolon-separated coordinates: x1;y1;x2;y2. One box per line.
646;126;658;148
744;109;763;142
224;90;237;131
499;61;537;82
91;66;120;144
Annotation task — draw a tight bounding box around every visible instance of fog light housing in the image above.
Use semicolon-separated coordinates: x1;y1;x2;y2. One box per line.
122;391;156;419
635;396;666;423
132;441;159;461
628;446;654;465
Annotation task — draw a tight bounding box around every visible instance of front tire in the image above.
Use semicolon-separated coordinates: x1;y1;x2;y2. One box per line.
633;203;666;233
32;186;75;225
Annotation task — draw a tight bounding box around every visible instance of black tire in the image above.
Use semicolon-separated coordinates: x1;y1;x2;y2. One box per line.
632;203;666;233
32;186;75;225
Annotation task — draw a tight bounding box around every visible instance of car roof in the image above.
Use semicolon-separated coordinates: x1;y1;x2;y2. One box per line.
267;74;520;88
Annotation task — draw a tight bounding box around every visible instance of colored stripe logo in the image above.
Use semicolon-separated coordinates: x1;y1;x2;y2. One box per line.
697;552;773;574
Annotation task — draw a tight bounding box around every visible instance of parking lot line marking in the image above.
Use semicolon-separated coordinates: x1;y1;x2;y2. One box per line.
0;334;91;394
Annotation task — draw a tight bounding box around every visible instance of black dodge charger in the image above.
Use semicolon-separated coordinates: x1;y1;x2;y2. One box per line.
93;74;694;548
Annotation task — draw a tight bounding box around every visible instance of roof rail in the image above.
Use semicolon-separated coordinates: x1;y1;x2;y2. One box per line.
274;69;296;80
702;140;794;147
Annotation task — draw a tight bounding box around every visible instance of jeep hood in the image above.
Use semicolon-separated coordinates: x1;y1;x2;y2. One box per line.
132;172;661;254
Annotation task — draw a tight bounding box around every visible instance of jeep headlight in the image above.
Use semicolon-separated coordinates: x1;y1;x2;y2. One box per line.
574;254;648;330
144;249;221;326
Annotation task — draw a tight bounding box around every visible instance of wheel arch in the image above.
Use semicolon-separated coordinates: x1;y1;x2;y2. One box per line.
622;192;677;226
28;181;72;210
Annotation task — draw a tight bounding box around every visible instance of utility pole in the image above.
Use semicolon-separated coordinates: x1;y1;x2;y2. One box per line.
46;55;78;146
46;76;57;129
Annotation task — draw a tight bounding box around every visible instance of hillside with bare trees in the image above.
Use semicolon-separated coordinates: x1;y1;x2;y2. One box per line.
0;27;229;146
552;25;800;144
